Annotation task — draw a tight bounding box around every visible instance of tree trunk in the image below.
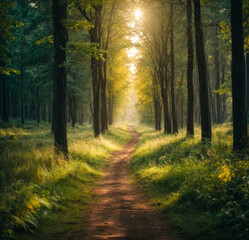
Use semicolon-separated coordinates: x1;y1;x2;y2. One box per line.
107;80;113;126
181;94;184;128
214;25;221;123
0;76;2;120
100;59;108;133
52;0;68;157
162;44;172;133
231;0;248;151
1;72;9;122
170;3;178;134
186;0;194;136
206;56;216;123
70;96;77;128
43;103;46;122
246;53;249;116
36;87;40;124
20;58;24;125
92;56;100;137
154;95;161;131
221;56;227;122
48;102;51;123
193;0;211;141
162;93;172;134
158;101;162;131
100;3;115;132
90;6;102;137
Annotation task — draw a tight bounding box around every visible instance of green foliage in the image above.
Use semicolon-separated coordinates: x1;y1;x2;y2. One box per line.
65;19;93;30
213;81;231;95
0;121;130;240
0;0;20;74
0;181;51;239
131;124;249;240
0;67;20;75
35;35;53;45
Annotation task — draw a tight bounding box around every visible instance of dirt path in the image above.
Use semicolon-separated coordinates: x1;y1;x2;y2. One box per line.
74;126;182;240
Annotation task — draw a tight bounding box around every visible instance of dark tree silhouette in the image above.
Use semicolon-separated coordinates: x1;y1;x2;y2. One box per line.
52;0;68;157
186;0;194;136
214;25;221;123
1;67;9;123
170;3;178;134
231;0;248;151
193;0;211;141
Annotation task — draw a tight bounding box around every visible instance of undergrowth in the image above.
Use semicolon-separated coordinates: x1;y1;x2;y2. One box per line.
131;124;249;240
0;120;130;240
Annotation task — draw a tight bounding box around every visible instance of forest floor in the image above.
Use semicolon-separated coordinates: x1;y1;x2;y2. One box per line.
72;126;182;240
1;122;248;240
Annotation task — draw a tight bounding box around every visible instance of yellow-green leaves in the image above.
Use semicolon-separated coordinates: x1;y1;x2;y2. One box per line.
35;35;54;45
0;67;20;76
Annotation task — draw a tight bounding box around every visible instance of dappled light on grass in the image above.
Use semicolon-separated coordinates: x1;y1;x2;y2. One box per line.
0;121;130;240
131;123;249;240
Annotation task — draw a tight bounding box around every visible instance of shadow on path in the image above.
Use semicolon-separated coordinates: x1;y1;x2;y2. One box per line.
73;126;183;240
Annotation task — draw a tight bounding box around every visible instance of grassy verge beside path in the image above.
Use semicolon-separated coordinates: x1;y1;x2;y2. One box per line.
131;124;249;240
0;120;130;240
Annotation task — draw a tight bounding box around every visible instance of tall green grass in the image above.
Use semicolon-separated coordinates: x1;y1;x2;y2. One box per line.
0;120;130;240
131;124;249;240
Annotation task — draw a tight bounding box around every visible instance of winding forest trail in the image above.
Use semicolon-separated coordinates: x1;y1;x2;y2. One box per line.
74;126;182;240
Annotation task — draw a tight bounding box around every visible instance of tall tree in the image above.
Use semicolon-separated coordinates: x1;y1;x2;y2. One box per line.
231;0;248;151
75;2;102;137
186;0;194;136
52;0;68;156
1;72;9;122
100;2;116;133
193;0;211;141
246;53;249;116
214;25;221;123
170;3;178;134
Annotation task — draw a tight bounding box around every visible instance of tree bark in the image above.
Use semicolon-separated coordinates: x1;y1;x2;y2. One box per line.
193;0;211;141
153;77;161;131
52;0;68;157
181;94;184;128
48;102;51;123
43;103;46;122
100;59;108;133
90;6;102;137
186;0;194;136
20;56;24;125
36;87;40;124
91;55;100;137
231;0;248;151
206;56;216;123
108;80;113;125
170;3;178;134
246;53;249;116
69;95;77;128
214;25;221;123
1;72;9;122
221;55;227;122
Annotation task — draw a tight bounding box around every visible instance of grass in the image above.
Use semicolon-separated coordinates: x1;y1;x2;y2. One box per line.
131;124;249;240
0;120;130;240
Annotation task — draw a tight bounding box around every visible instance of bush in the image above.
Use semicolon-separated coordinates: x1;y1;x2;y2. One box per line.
131;124;249;240
0;181;52;239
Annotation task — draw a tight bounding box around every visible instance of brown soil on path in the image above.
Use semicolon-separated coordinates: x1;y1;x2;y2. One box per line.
73;126;183;240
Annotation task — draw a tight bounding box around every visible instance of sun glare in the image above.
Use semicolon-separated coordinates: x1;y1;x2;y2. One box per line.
134;9;142;20
131;36;140;44
127;47;139;58
129;64;136;75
